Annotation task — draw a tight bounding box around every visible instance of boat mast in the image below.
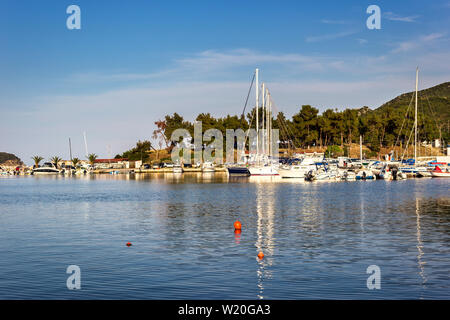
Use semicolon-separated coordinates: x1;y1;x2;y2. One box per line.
267;90;270;157
83;131;89;158
255;68;259;159
360;135;362;163
269;94;272;157
414;67;418;163
262;82;265;156
69;138;73;161
266;88;270;157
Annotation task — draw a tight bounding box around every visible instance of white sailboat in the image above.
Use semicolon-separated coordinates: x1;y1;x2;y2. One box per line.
399;68;439;176
248;69;279;176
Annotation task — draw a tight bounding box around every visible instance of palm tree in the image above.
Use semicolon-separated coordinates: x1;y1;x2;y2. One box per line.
31;156;44;168
50;156;62;169
87;153;98;166
72;157;80;168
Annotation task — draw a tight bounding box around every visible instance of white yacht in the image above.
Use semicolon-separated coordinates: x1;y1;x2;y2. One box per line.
32;162;60;175
278;157;321;179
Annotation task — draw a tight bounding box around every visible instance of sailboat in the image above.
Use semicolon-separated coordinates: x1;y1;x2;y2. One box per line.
399;68;442;176
248;69;279;176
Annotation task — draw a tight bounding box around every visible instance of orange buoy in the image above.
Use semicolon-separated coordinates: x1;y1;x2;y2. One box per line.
234;221;242;230
257;252;264;259
126;242;132;247
234;229;242;235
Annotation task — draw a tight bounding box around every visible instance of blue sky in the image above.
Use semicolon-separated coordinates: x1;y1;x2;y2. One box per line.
1;0;449;164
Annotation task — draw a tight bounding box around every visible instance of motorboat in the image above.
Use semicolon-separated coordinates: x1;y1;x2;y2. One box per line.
379;165;392;180
32;162;61;175
314;169;340;181
356;169;376;180
342;170;356;181
278;157;321;179
431;166;450;177
278;164;305;178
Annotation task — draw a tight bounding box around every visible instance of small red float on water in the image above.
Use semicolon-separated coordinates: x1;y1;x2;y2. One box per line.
126;242;132;247
257;252;264;259
234;221;242;230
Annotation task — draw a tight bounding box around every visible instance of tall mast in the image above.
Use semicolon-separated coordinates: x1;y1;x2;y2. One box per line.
69;138;73;161
266;90;269;157
255;68;259;157
414;67;418;162
360;135;362;162
268;93;272;157
262;82;265;156
83;131;89;158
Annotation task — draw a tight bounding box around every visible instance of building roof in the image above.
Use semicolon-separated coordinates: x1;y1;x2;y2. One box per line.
94;158;128;163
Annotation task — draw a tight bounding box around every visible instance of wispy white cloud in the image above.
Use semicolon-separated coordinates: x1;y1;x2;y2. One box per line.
391;32;446;53
320;19;350;25
67;49;360;84
4;45;449;163
357;38;368;45
305;31;357;43
384;12;420;23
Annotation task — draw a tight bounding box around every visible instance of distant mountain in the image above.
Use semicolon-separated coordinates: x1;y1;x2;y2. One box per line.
0;152;23;166
375;82;450;123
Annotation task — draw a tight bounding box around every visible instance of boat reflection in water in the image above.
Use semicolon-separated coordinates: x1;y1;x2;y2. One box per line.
254;180;276;299
415;198;427;289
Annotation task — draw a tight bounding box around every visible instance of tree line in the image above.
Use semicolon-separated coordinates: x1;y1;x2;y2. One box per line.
115;84;449;160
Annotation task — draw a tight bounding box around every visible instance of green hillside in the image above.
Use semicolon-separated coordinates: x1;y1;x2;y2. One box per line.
376;82;450;123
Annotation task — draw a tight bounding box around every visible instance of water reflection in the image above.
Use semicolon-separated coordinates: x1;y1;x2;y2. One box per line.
416;198;427;289
254;180;276;299
1;175;449;299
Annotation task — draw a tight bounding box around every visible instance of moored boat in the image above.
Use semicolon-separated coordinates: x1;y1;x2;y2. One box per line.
356;169;376;180
227;165;250;176
32;162;61;175
248;165;279;176
431;166;450;177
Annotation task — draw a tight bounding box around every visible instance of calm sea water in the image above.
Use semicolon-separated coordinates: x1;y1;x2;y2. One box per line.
0;174;449;299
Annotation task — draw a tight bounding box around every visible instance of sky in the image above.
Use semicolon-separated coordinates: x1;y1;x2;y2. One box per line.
1;0;449;164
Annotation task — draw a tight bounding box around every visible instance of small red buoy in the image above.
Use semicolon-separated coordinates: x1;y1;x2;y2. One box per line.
257;252;264;259
234;221;242;230
126;242;132;247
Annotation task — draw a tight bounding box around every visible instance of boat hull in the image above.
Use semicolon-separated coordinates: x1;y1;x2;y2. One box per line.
278;168;305;178
227;167;250;176
431;172;450;177
248;166;279;176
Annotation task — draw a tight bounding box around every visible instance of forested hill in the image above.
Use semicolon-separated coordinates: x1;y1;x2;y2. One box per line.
0;152;23;165
375;82;450;123
120;81;449;158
